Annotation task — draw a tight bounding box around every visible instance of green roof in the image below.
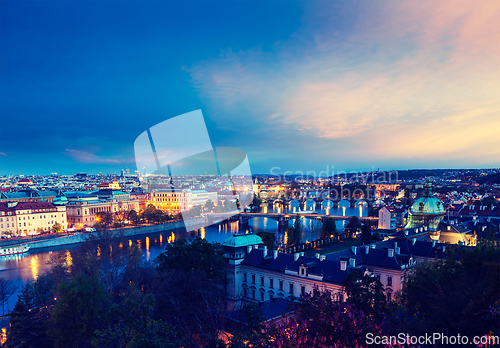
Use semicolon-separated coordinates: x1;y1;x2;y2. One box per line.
409;196;445;215
223;233;263;248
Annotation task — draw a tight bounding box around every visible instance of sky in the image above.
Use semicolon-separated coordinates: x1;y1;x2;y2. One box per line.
1;0;500;176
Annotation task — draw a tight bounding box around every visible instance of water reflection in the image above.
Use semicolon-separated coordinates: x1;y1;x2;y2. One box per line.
0;204;367;313
30;257;38;280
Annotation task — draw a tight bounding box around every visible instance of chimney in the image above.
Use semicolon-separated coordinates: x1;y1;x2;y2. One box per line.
263;246;268;258
294;253;300;261
340;260;347;271
365;245;370;254
273;250;278;259
351;246;357;255
388;249;394;257
247;245;253;253
395;247;400;254
349;258;356;267
432;240;436;248
320;255;326;261
412;238;416;245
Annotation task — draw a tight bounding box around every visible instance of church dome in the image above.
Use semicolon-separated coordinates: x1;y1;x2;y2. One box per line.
409;196;445;215
405;181;445;231
223;233;263;248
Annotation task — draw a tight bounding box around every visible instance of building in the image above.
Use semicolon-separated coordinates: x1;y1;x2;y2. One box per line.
0;189;64;204
378;206;406;230
65;191;139;227
223;233;414;309
404;182;445;238
191;190;218;207
0;201;67;236
149;189;193;212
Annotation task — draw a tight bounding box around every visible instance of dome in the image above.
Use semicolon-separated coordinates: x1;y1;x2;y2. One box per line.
405;181;445;231
409;196;445;215
223;233;263;248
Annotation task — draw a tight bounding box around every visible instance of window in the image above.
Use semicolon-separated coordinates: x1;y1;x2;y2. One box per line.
260;276;264;287
301;286;306;296
270;279;274;289
387;276;392;287
289;283;294;295
251;274;255;284
376;274;380;281
243;273;247;282
260;292;264;301
252;290;256;300
387;292;392;302
279;281;283;291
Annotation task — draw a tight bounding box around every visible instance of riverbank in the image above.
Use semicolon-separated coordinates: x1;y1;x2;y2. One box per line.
3;220;194;250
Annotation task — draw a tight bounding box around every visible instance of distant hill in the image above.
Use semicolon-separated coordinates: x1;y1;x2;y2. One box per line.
478;172;500;185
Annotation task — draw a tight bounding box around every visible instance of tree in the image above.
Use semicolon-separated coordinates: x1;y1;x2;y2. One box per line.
128;209;139;225
321;217;337;238
6;282;52;348
93;284;176;348
361;223;372;244
204;199;215;211
95;211;113;229
342;272;387;319
51;222;62;233
254;292;400;348
400;240;500;337
256;232;277;250
481;196;497;207
156;238;225;282
182;205;202;219
0;278;16;316
345;216;361;237
48;274;110;348
154;238;227;347
287;215;302;246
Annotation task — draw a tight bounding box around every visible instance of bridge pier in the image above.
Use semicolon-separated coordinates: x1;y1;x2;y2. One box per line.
239;215;249;226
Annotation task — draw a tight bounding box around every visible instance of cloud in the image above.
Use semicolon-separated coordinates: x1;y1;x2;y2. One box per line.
0;152;6;157
186;0;500;169
63;149;133;164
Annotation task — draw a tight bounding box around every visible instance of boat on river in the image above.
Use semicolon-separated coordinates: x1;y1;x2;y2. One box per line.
0;244;30;256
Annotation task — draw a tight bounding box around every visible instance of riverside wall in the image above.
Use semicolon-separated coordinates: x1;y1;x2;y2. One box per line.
25;221;187;250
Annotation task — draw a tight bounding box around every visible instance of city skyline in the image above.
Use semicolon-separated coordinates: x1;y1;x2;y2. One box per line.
1;1;500;175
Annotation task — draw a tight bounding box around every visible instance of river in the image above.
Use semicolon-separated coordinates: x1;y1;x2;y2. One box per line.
0;205;367;313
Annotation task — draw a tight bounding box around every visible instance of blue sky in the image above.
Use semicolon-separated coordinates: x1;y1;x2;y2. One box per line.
1;0;500;175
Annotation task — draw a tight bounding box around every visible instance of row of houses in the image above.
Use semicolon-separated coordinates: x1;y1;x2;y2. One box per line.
223;230;452;310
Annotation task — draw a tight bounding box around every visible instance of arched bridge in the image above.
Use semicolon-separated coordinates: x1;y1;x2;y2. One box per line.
205;212;378;228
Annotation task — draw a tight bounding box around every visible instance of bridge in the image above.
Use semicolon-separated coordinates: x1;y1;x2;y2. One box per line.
266;197;373;208
205;211;378;228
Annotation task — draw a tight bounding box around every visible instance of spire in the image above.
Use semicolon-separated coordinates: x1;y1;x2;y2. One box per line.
423;180;433;197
